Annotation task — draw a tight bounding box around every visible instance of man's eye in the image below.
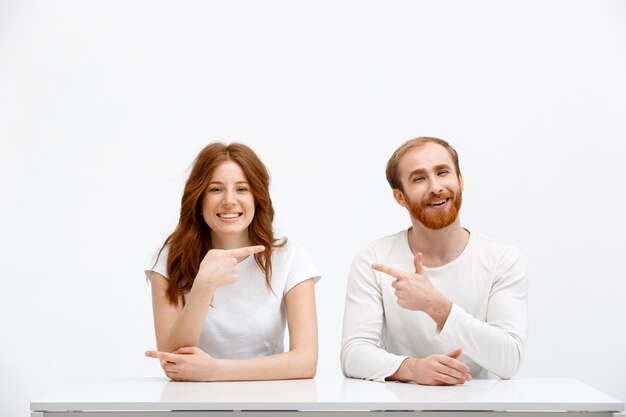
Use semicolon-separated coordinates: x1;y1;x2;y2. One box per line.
412;177;424;182
438;171;449;176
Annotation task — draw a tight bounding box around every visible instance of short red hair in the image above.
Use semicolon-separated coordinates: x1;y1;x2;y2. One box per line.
385;137;461;191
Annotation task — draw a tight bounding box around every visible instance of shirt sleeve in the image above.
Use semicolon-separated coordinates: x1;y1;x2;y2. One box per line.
284;243;321;294
144;245;169;282
437;246;528;379
340;246;408;382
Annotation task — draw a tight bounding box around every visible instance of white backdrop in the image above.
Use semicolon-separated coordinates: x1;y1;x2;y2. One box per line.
1;1;625;415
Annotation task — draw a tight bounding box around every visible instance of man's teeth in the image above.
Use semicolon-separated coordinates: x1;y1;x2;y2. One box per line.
431;199;447;206
218;213;241;219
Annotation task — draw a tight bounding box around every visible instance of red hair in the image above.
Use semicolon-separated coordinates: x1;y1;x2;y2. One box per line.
159;143;285;304
386;137;461;191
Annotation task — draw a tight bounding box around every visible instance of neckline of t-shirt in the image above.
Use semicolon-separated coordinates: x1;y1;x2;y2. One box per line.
237;254;255;265
402;227;474;272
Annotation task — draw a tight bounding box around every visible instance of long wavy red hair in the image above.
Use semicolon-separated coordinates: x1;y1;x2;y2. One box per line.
159;143;285;304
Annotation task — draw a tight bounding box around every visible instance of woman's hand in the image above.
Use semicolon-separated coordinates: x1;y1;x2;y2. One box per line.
145;347;222;381
195;245;265;289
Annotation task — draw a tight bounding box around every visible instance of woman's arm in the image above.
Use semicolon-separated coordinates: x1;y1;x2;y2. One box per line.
150;245;266;352
149;271;215;352
146;277;319;380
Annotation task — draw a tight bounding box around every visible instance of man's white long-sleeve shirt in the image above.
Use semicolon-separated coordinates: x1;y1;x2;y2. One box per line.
340;229;528;382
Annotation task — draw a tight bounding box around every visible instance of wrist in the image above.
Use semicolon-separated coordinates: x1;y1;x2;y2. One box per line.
388;357;418;382
190;279;217;301
193;275;217;291
207;358;226;381
426;293;452;330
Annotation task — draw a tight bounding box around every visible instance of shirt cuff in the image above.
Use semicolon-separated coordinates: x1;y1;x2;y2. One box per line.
436;302;465;348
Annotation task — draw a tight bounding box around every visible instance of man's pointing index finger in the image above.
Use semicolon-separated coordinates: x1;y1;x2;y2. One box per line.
371;263;406;279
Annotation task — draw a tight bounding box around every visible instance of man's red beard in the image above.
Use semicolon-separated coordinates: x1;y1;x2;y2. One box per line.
406;190;463;230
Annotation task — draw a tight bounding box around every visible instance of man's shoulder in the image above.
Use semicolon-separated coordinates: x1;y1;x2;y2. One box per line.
360;229;406;250
470;231;523;262
367;229;406;248
354;229;407;260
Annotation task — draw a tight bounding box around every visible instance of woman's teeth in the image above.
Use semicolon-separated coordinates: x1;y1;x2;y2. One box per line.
218;213;241;218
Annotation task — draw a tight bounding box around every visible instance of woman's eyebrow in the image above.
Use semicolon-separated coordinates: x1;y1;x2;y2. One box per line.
208;180;249;185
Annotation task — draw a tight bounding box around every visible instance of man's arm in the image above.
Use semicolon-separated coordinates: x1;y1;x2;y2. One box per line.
373;252;453;330
340;246;408;381
374;247;528;379
437;247;528;379
341;246;472;384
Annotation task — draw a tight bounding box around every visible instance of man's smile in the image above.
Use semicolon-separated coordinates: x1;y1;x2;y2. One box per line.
426;197;450;207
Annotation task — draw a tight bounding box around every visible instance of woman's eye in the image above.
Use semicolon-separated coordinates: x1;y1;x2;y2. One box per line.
210;188;222;192
237;187;249;192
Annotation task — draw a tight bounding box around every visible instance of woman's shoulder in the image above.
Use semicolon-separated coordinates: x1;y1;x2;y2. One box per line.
271;239;307;260
152;243;171;263
271;239;320;283
145;244;170;280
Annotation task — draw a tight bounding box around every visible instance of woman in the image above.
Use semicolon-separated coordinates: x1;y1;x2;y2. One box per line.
145;142;320;381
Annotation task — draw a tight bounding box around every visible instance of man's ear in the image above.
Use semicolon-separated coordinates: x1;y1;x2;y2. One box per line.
458;172;464;192
393;188;407;208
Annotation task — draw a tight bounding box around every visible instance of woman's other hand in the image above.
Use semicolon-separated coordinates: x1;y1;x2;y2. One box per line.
145;347;222;381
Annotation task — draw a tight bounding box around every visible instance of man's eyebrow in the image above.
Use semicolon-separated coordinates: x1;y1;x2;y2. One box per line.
408;168;426;178
407;164;452;178
434;163;452;171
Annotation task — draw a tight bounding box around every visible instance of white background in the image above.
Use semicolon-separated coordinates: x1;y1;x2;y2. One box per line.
1;1;625;415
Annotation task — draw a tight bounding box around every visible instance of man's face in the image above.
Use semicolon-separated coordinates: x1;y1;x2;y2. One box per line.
394;142;463;230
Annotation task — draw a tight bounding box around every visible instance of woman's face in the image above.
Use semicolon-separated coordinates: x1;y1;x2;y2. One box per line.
201;160;255;246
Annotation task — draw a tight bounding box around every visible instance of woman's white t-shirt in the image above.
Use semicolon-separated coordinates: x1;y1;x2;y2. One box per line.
146;242;320;359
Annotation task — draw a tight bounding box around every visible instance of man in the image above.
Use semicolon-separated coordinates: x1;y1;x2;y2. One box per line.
341;137;527;385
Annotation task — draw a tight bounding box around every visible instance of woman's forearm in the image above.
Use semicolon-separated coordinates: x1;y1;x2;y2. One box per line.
157;283;216;352
213;348;318;381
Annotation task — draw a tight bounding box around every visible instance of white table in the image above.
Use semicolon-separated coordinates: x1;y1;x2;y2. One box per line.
31;377;624;417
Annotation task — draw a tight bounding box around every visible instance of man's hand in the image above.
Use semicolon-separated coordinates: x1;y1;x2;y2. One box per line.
145;346;221;381
387;348;472;385
371;252;452;328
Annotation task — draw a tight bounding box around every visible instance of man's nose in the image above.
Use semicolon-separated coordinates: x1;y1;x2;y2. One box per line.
429;177;444;194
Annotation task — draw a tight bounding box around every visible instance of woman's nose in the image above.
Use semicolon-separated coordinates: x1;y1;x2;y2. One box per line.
222;190;236;206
